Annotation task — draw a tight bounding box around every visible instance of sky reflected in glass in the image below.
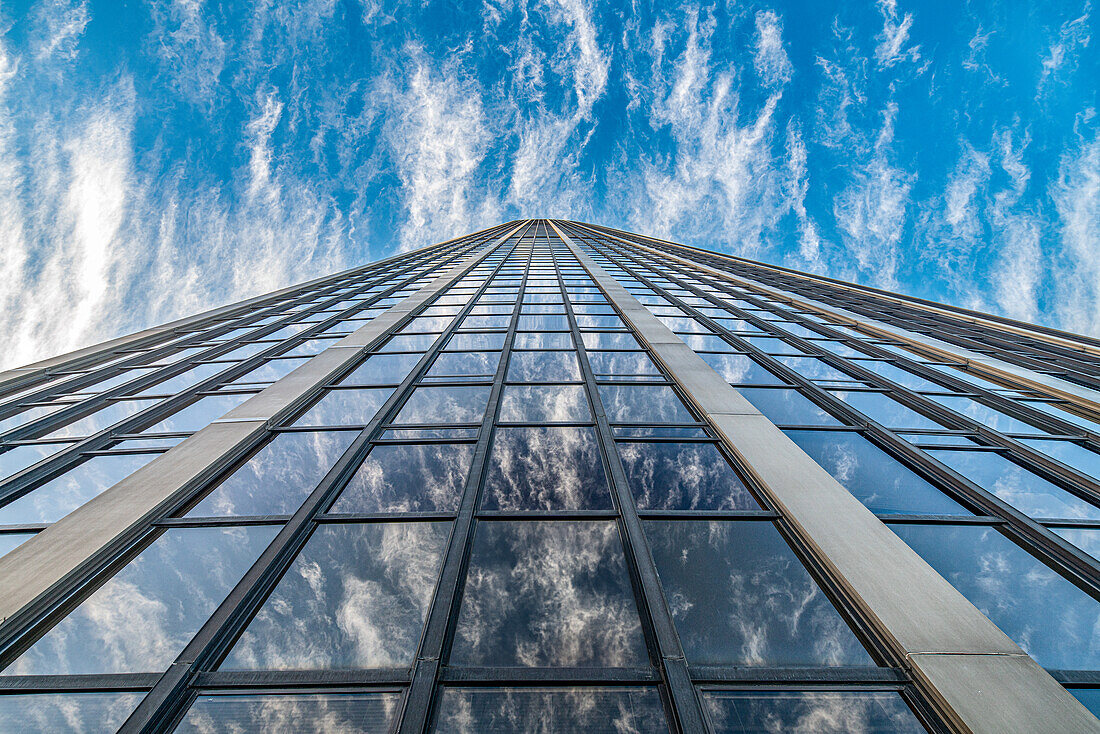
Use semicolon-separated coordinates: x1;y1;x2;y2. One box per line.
482;427;611;510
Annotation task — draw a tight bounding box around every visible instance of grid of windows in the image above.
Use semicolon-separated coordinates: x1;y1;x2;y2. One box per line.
0;220;1097;730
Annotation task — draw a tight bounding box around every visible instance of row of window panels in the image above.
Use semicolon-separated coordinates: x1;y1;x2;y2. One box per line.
0;686;933;732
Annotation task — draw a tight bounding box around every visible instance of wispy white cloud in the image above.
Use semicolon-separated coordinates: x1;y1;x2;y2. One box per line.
1052;112;1100;334
784;119;824;270
987;130;1042;322
754;10;793;90
31;0;90;64
874;0;922;69
1037;2;1092;97
150;0;227;109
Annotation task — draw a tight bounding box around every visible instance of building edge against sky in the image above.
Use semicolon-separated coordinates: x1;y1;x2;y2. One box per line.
0;220;1098;732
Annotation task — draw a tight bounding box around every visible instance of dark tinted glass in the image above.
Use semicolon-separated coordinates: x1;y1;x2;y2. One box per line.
498;385;591;422
177;692;400;732
292;388;393;427
785;431;969;515
925;449;1100;520
891;523;1100;670
221;522;448;669
187;431;356;516
0;692;142;733
394;386;491;424
506;351;581;382
0;453;159;524
481;427;611;510
598;385;693;423
702;691;925;733
331;443;474;512
7;526;277;674
451;521;647;667
433;687;669;733
618;442;757;510
736;388;841;426
644;520;872;666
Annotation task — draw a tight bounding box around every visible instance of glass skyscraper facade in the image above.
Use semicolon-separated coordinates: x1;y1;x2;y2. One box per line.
0;219;1098;732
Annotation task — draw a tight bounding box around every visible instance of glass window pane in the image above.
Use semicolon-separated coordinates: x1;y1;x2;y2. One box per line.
581;332;641;350
618;442;758;510
0;453;159;524
644;520;873;666
1053;527;1100;561
702;691;925;733
0;532;34;558
446;332;507;351
927;395;1044;434
481;427;611;510
133;364;226;396
507;351;581;382
0;443;65;480
498;385;591;422
292;388;393;427
890;523;1100;670
220;522;448;670
598;385;693;424
1020;439;1100;482
513;332;573;349
338;353;422;386
699;353;785;385
7;525;278;674
451;521;647;667
227;357;311;386
380;333;439;352
331;443;474;513
176;692;401;732
433;688;669;733
736;388;841;426
925;449;1100;520
0;692;142;733
829;391;945;431
141;394;254;434
43;399;161;439
1071;689;1100;719
427;352;501;379
785;431;969;516
394;386;491;425
587;351;661;377
187;431;356;516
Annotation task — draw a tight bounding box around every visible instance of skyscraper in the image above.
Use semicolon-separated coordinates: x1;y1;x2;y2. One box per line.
0;219;1098;732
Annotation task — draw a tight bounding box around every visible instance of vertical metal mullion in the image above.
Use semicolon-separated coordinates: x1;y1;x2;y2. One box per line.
548;229;708;734
396;229;534;734
121;227;526;734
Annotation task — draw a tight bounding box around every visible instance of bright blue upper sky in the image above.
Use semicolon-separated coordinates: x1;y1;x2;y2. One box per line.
0;0;1096;367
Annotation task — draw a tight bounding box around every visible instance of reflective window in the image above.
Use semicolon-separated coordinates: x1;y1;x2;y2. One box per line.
338;353;422;386
925;449;1100;520
6;525;277;675
221;522;448;669
785;431;969;515
187;431;356;516
736;388;841;426
0;453;159;524
0;692;142;733
507;351;581;382
698;353;785;385
451;521;647;667
926;395;1044;435
702;691;925;733
598;385;693;424
427;352;501;380
381;333;439;352
446;332;507;351
292;388;393;427
331;443;474;513
587;351;661;377
143;394;256;434
0;443;66;480
498;385;591;423
433;687;669;733
644;521;873;666
618;442;757;510
1053;527;1100;561
891;523;1100;670
177;692;401;732
482;427;611;510
828;391;945;431
0;532;34;557
133;364;226;396
1019;439;1100;482
581;332;641;350
394;386;491;425
513;332;573;349
42;399;161;439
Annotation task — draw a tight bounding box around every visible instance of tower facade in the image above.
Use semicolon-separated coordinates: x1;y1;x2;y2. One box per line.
0;220;1098;732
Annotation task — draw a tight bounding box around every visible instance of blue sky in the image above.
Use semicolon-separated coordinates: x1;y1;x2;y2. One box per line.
0;0;1096;368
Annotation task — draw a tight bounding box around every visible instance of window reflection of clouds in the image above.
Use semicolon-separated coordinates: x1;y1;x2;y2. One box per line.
925;449;1100;520
394;386;491;425
292;388;394;427
427;352;501;379
736;388;841;426
176;692;400;733
337;353;422;386
587;351;661;377
891;523;1100;670
506;351;582;382
482;427;611;510
331;443;473;512
498;385;591;423
221;522;448;670
6;526;277;675
140;394;253;434
784;431;968;516
645;521;873;666
597;385;693;424
434;687;669;733
0;692;142;733
703;691;925;733
0;453;159;524
452;521;647;667
186;431;356;516
618;442;758;511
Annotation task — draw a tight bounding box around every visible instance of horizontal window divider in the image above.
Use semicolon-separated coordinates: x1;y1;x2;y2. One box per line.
1049;670;1100;687
636;510;779;520
316;512;456;523
155;516;290;528
0;673;161;693
438;666;660;685
0;523;48;533
192;669;411;689
688;665;907;685
474;510;620;520
874;514;1002;525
